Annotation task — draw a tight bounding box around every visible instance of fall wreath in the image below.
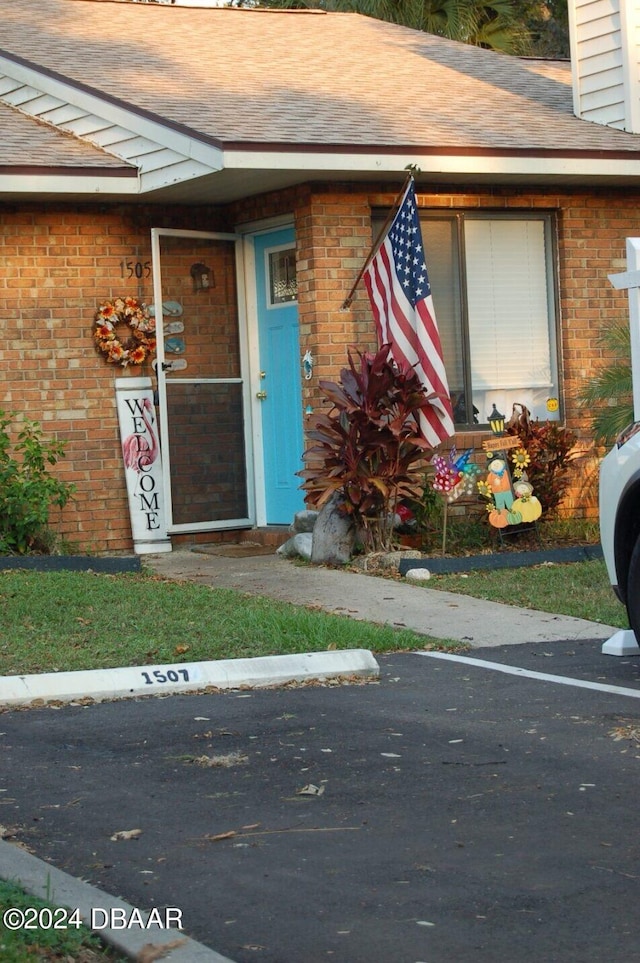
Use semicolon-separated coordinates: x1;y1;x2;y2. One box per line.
94;297;156;367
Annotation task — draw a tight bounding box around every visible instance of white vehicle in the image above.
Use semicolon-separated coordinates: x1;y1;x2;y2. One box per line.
600;421;640;642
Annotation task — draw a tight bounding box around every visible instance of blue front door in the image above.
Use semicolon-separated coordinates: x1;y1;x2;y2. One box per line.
254;228;305;524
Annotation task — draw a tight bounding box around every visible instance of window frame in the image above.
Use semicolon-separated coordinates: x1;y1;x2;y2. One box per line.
371;207;562;432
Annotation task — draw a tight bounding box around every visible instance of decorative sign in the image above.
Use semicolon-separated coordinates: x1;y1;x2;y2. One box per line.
115;377;171;555
481;435;522;453
165;320;185;334
147;301;183;317
164;336;185;355
477;438;542;529
157;358;187;373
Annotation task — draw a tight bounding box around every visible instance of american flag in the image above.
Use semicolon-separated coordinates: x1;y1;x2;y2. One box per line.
364;179;455;447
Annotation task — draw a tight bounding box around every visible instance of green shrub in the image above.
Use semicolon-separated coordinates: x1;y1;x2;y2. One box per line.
0;410;75;554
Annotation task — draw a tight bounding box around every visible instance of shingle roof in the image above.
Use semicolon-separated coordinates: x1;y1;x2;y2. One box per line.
0;0;639;156
0;100;134;169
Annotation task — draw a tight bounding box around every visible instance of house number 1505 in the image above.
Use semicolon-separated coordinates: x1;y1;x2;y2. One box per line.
121;260;151;279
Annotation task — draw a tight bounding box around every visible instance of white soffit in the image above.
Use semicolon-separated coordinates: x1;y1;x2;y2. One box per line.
0;54;224;192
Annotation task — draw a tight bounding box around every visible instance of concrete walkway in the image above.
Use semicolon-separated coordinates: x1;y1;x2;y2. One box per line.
146;547;618;647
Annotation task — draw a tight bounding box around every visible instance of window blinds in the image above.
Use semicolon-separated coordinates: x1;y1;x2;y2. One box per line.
465;219;552;391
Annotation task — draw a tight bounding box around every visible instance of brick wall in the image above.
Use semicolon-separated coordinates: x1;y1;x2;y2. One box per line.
555;192;631;515
235;182;639;522
1;184;636;554
0;202;228;553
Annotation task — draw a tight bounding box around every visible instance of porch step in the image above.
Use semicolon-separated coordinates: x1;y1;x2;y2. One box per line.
175;526;292;552
238;527;290;548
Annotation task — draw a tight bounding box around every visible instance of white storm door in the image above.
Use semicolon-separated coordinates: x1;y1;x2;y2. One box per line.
151;228;254;533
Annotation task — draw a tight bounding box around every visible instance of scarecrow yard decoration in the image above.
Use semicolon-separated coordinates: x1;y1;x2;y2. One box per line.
479;404;542;533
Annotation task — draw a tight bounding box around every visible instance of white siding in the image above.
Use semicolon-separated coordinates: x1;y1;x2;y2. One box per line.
569;0;640;132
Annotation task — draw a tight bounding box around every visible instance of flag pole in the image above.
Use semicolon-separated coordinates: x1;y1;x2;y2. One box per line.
340;172;415;310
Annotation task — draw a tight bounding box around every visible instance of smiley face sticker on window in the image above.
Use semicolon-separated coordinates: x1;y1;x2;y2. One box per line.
546;397;559;413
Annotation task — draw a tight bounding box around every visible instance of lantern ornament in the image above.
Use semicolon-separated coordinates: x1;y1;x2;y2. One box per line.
190;262;214;292
488;404;506;436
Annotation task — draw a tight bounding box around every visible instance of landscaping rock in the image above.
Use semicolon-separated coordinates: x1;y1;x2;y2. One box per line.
291;510;319;534
276;532;313;560
378;549;423;572
311;494;356;565
405;567;432;582
292;532;313;560
276;538;296;558
349;549;422;574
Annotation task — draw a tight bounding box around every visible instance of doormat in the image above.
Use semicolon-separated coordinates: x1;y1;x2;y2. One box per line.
192;544;276;558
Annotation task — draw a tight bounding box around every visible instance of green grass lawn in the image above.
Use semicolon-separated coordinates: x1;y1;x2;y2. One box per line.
0;557;628;678
431;558;629;629
0;570;460;676
0;879;124;962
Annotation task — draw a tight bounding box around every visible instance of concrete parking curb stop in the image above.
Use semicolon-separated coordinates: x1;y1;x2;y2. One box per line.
0;649;380;708
0;840;234;962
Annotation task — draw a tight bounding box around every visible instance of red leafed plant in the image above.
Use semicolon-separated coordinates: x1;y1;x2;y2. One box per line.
299;345;438;553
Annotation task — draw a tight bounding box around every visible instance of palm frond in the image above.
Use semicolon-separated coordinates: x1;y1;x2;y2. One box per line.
576;319;634;446
254;0;531;52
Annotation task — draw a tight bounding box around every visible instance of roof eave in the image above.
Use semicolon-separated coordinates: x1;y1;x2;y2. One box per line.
225;144;640;173
2;147;640;205
0;169;140;197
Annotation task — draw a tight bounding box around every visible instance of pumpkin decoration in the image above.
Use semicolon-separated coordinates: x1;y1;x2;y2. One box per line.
520;499;542;523
488;508;509;528
512;480;542;522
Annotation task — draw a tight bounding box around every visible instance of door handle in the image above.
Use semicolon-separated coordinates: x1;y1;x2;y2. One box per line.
256;391;267;401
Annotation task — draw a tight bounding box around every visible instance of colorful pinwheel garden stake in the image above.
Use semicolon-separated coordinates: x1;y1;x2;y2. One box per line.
430;447;481;554
431;452;463;497
431;448;477;502
456;459;483;497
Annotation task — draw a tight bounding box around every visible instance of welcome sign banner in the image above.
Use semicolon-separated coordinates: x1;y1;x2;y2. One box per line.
115;377;171;555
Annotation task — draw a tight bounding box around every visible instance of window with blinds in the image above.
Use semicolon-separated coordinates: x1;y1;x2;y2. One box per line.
370;209;560;429
424;213;559;429
463;218;557;424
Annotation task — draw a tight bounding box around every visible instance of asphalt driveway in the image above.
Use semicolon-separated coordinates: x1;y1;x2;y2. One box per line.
2;639;640;963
